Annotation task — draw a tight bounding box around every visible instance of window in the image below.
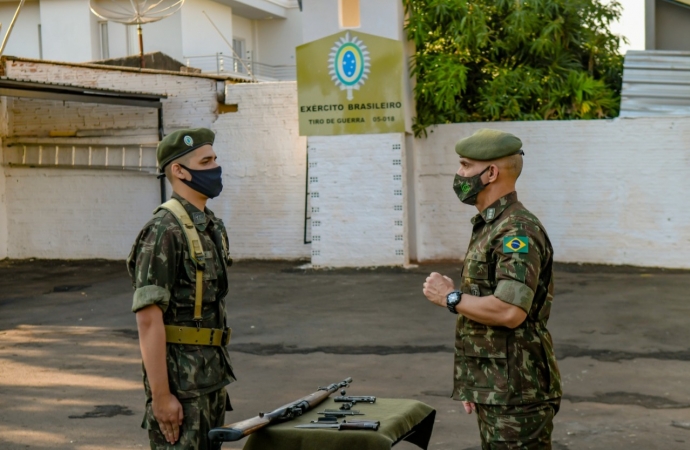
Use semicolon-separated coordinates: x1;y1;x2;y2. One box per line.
99;21;109;60
339;0;360;28
232;38;246;73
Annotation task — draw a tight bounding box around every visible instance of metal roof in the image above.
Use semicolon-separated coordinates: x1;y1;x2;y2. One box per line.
619;50;690;118
0;77;167;108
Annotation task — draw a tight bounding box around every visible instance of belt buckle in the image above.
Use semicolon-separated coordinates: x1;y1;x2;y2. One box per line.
222;328;231;346
209;328;216;346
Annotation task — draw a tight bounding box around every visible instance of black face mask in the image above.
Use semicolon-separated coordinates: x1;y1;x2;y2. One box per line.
179;164;223;199
453;165;491;205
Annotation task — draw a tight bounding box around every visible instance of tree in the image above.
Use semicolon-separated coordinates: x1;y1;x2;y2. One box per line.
403;0;625;136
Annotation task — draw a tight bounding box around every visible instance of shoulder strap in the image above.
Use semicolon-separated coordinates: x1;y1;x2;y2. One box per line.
157;198;205;323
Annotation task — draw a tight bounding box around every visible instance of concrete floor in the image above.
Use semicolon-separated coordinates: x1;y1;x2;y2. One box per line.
0;259;689;449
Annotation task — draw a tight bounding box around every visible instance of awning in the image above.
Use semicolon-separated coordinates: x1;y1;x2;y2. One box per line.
0;78;167;108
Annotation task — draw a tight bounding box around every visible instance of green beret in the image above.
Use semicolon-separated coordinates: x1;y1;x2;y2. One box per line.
157;128;215;171
455;129;523;160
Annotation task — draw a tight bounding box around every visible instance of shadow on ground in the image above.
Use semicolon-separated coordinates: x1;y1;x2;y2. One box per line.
1;260;689;449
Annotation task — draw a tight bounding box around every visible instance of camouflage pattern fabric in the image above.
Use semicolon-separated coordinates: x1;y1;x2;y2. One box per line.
127;193;235;405
454;191;561;405
475;399;560;449
146;387;229;450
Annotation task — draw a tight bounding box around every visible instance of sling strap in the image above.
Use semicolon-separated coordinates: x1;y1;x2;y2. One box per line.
158;198;205;323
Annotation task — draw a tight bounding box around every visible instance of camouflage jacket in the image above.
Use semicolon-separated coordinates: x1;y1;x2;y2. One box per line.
127;193;235;400
453;191;561;405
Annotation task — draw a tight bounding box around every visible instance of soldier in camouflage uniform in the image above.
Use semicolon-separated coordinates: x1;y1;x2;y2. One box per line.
127;128;235;449
423;129;562;449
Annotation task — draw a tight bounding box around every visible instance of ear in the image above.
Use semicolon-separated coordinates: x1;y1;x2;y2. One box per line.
487;164;499;183
170;163;190;181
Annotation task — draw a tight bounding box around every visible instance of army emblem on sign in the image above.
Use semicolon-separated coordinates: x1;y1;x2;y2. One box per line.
328;32;371;100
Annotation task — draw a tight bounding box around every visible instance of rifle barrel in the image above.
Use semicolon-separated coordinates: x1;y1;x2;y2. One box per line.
209;377;352;443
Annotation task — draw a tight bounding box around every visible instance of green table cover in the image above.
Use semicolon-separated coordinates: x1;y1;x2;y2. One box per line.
242;398;436;450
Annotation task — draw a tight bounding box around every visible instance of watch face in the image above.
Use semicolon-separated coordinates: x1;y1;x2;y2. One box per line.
448;292;459;302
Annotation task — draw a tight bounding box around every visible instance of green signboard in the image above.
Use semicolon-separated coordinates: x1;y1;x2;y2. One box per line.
296;31;405;136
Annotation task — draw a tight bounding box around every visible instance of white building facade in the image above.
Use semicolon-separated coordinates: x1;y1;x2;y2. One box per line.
0;0;303;80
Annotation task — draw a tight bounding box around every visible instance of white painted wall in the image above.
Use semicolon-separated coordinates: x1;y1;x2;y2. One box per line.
413;118;690;269
210;82;309;260
39;0;95;62
0;1;41;59
301;0;404;43
139;11;184;62
256;7;302;66
181;0;234;58
308;133;406;267
4;168;160;259
231;13;254;59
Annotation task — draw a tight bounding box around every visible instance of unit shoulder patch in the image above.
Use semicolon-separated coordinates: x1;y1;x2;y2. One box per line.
503;236;529;253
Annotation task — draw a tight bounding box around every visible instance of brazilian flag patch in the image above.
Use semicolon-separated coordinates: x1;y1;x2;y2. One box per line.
503;236;529;253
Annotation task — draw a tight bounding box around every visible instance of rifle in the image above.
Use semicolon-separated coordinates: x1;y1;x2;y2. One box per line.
208;377;352;446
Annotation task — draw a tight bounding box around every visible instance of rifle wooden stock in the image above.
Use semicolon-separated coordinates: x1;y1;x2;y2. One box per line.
209;377;352;443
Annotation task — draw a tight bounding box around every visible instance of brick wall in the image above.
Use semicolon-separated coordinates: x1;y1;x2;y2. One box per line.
1;61;220;259
4;59;220;134
0;63;313;261
5;168;160;259
210;82;310;260
308;133;407;267
413;118;690;269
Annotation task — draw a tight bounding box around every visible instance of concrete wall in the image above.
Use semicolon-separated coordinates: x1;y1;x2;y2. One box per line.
0;1;41;59
211;82;309;260
413;118;690;269
308;133;407;267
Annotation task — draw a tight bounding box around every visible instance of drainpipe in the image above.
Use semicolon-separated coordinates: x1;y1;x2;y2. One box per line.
157;106;166;204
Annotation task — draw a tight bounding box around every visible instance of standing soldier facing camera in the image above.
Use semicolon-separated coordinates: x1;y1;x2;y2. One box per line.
127;128;235;449
422;129;561;449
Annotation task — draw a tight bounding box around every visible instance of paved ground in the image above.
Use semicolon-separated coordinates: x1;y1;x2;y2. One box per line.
0;259;689;449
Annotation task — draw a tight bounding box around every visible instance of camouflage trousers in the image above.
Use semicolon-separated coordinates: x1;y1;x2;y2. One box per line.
475;398;561;450
144;388;228;450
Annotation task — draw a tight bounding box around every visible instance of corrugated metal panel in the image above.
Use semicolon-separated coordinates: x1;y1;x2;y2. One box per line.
619;50;690;118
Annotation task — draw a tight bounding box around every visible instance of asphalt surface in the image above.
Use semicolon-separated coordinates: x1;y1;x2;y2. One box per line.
0;259;689;449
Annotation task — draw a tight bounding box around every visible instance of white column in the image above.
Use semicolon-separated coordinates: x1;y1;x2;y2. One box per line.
308;133;407;267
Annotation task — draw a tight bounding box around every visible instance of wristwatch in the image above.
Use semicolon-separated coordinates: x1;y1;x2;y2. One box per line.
446;290;462;314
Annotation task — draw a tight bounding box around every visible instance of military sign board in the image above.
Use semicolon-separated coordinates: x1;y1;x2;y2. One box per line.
296;31;405;136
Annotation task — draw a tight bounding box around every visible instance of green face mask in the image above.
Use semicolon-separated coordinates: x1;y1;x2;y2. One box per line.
453;166;491;205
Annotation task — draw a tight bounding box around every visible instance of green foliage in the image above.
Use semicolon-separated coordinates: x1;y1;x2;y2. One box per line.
403;0;625;136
